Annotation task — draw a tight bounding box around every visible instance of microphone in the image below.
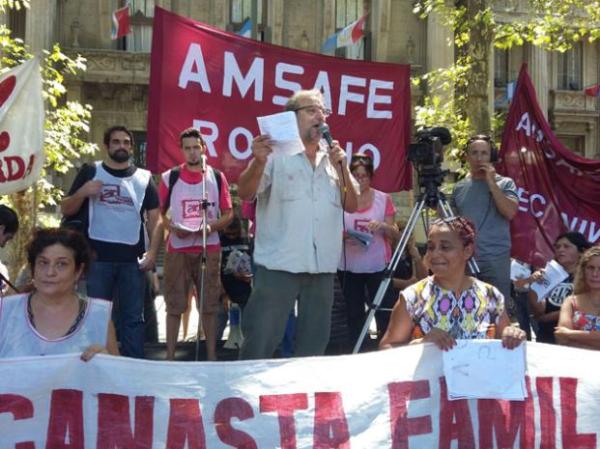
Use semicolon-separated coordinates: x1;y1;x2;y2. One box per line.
319;123;334;149
200;153;207;173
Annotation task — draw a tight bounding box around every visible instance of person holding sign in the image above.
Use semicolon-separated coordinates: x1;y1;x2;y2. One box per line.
237;89;359;359
521;232;591;344
337;153;399;346
379;216;525;351
0;228;118;359
556;246;600;349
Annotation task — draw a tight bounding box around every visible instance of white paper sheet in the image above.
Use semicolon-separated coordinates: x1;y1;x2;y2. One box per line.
443;340;527;400
530;259;569;302
510;259;532;281
170;221;201;233
257;111;304;156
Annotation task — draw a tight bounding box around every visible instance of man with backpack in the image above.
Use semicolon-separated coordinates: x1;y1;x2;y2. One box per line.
60;125;161;358
156;127;233;361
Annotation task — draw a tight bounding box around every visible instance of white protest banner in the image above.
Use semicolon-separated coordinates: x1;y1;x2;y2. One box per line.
0;58;44;194
1;342;599;448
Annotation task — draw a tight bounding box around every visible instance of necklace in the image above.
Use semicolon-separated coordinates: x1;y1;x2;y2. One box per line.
27;293;87;336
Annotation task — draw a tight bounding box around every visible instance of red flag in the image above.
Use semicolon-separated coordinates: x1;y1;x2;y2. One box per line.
147;8;412;192
497;64;600;267
584;83;600;97
111;4;131;40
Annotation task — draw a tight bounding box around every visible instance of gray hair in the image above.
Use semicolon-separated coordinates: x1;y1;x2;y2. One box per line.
285;89;324;112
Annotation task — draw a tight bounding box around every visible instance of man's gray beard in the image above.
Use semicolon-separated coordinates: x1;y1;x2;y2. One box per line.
109;150;130;163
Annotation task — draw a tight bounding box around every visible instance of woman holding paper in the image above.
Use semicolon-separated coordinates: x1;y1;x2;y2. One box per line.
524;232;591;344
338;153;399;347
0;228;119;360
379;216;525;351
556;246;600;349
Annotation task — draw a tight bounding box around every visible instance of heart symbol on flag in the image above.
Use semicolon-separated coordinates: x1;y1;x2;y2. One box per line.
0;131;10;152
0;75;16;109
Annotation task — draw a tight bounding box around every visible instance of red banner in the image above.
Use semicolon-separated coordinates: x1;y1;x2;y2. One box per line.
497;64;600;267
147;7;412;192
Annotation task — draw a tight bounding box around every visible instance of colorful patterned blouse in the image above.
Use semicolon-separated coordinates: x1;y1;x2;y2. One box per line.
572;302;600;332
403;276;505;340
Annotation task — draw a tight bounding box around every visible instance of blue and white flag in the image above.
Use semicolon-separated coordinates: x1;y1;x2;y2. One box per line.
237;17;252;38
321;13;367;53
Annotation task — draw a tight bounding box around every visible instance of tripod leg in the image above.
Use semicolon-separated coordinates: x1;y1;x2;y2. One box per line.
352;198;428;354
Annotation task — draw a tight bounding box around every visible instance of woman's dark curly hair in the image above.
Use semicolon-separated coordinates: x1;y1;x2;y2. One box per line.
27;227;92;273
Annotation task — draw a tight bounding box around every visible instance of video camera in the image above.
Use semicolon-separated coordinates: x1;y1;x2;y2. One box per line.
408;126;452;207
408;127;451;169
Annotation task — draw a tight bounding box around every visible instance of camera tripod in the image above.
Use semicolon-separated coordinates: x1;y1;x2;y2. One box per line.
351;184;480;354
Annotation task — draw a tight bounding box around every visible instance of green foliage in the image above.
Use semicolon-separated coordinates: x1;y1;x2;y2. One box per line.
0;1;29;12
0;14;96;279
412;0;597;179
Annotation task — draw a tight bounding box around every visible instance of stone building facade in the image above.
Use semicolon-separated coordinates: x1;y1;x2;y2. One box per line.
4;0;599;197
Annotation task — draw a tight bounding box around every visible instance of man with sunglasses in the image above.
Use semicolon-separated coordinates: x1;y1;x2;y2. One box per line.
450;134;518;301
237;89;359;360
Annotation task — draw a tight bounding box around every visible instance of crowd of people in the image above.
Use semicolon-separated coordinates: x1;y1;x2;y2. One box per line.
0;88;599;361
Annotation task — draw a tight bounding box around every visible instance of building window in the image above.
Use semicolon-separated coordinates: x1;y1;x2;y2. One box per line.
230;0;266;41
334;0;367;60
8;6;26;41
557;43;582;91
125;0;154;52
494;49;509;87
132;131;148;168
559;135;585;157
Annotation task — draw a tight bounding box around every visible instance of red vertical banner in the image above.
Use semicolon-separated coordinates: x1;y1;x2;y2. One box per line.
147;7;412;192
497;64;600;267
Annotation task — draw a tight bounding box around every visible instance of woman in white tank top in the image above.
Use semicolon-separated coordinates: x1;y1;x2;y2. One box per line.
0;228;118;360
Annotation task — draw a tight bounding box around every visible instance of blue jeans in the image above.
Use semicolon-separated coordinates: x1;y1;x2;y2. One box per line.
86;261;146;358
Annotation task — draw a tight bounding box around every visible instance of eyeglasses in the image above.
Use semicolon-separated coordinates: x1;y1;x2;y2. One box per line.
292;105;332;117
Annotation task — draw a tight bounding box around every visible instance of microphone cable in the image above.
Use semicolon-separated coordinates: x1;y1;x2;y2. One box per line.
319;123;350;307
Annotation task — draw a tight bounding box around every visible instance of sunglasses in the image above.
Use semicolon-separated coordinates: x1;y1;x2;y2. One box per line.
351;154;373;166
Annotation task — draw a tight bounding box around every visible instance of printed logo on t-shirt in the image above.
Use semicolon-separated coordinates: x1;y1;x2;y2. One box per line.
354;218;371;234
547;282;573;307
182;199;201;218
99;184;134;206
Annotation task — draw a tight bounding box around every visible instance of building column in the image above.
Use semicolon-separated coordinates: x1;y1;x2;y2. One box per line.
527;44;549;118
267;0;284;46
371;0;391;62
426;4;454;101
26;0;57;52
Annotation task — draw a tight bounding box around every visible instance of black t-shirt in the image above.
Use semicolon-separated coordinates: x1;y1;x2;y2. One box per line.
536;274;574;344
66;162;159;262
220;235;252;305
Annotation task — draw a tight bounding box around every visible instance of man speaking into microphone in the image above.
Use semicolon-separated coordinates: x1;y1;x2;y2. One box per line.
238;89;359;359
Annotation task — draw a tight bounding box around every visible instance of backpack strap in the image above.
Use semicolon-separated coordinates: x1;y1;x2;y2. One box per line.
164;166;181;212
213;168;222;201
165;166;222;212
